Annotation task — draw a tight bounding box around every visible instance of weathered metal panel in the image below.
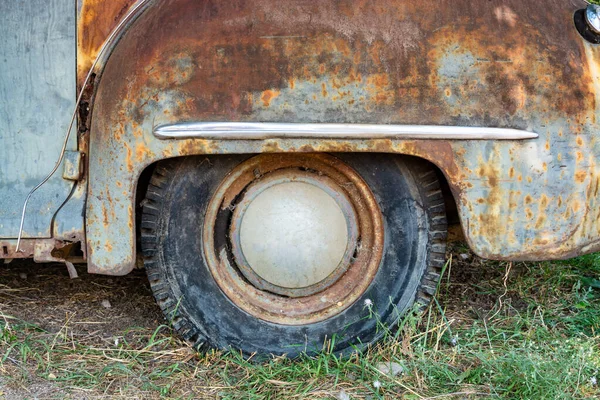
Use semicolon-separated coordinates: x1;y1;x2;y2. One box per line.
62;151;83;181
0;0;77;239
86;0;600;275
77;0;139;88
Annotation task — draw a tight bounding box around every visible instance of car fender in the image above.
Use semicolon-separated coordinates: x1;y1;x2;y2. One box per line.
86;0;600;275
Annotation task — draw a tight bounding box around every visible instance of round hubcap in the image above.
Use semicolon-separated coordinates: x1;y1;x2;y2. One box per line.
203;154;384;325
230;171;359;297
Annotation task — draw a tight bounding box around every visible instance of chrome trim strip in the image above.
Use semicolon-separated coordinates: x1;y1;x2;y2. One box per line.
154;122;538;140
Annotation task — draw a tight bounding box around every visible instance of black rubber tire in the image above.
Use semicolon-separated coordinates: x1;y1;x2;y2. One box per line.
141;154;447;357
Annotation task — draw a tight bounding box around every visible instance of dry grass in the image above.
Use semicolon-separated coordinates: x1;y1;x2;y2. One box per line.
0;245;599;399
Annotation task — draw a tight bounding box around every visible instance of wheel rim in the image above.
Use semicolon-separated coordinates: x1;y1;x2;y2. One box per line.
203;154;384;325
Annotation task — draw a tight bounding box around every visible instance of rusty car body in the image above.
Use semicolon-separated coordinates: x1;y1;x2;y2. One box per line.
2;0;600;354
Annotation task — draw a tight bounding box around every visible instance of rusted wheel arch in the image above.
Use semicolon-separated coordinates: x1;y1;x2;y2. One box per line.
135;153;459;260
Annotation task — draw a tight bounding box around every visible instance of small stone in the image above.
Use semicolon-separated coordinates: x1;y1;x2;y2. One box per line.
47;373;57;380
18;273;27;280
101;299;112;309
336;389;350;400
459;253;470;261
591;376;597;386
450;336;459;347
376;362;403;377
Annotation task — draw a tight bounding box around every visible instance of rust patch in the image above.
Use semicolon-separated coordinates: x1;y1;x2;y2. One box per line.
33;240;74;263
86;0;600;275
0;240;35;259
101;203;109;227
123;142;134;172
78;0;139;86
260;90;279;107
321;82;328;98
135;142;153;163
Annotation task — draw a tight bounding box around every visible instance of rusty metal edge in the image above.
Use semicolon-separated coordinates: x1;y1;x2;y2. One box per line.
87;0;154;80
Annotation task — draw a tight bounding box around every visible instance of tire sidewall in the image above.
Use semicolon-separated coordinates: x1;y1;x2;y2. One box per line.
151;154;434;356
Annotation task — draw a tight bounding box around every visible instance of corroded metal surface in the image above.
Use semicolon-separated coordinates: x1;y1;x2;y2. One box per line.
203;154;383;324
62;151;83;181
86;0;600;275
0;0;77;240
1;239;75;262
33;240;73;263
77;0;139;87
1;240;35;260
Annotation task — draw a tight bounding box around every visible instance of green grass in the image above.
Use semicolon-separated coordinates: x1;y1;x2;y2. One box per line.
1;249;599;399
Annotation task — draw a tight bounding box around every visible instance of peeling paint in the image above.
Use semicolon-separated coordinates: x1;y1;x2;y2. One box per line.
83;0;600;275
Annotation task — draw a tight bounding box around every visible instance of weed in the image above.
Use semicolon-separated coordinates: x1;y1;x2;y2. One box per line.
0;247;599;399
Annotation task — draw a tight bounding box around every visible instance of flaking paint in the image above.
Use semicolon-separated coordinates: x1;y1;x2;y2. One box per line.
82;0;600;275
77;0;139;86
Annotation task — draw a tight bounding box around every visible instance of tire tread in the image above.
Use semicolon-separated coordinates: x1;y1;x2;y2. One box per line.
405;159;448;313
140;159;207;348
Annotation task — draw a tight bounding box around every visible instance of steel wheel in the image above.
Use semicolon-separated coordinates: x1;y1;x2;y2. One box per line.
204;154;383;325
142;153;447;356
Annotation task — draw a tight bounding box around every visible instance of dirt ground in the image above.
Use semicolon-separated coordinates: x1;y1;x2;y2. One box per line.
0;260;163;345
0;252;498;352
2;248;593;399
0;261;166;399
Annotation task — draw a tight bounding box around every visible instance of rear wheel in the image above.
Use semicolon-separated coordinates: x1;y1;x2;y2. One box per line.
142;153;446;356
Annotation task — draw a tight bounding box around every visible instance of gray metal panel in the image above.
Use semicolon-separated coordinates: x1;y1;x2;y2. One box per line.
0;0;77;238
